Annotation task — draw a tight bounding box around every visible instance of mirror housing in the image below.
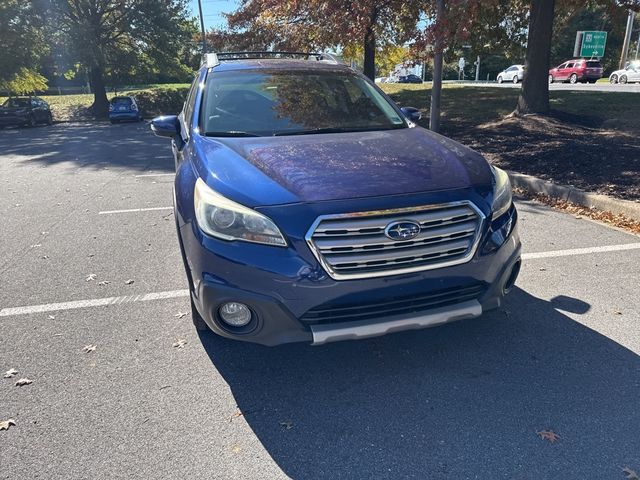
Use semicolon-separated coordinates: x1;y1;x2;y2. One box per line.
150;115;180;138
400;107;422;122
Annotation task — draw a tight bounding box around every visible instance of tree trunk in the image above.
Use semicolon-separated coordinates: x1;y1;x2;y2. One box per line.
517;0;555;114
89;65;109;118
363;27;376;80
429;0;445;133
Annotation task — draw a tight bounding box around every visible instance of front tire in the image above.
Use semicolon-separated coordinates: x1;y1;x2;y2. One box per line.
497;76;503;84
569;73;578;84
27;115;37;127
609;75;618;84
620;75;628;84
46;113;53;125
512;75;519;84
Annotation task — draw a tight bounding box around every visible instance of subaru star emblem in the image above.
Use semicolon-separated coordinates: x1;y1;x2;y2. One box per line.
384;221;421;240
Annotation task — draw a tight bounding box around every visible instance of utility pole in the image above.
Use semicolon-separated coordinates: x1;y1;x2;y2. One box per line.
636;31;639;61
197;0;207;55
619;10;635;69
475;56;480;81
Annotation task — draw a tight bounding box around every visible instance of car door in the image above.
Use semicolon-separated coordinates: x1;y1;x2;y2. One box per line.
555;63;568;80
629;66;640;82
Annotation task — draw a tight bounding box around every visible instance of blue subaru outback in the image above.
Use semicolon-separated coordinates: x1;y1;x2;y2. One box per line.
151;52;521;346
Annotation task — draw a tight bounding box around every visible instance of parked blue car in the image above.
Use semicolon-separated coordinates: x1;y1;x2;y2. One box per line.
151;52;521;346
109;96;141;123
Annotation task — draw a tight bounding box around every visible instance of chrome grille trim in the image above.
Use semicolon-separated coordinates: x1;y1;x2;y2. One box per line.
305;201;485;280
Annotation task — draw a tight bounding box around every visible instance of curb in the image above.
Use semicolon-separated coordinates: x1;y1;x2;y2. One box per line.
507;171;640;222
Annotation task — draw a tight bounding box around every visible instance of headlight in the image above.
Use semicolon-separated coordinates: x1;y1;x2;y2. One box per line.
491;166;512;219
194;178;287;247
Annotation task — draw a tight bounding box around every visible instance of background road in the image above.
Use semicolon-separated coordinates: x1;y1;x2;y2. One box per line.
445;80;640;93
1;123;639;479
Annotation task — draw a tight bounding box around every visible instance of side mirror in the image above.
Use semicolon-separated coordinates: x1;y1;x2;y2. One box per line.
150;115;180;138
400;107;422;122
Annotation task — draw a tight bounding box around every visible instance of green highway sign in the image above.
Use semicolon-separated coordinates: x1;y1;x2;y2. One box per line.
577;31;607;58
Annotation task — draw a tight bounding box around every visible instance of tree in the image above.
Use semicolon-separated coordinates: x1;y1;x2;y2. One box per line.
225;0;421;80
0;1;47;93
47;0;197;116
517;0;556;114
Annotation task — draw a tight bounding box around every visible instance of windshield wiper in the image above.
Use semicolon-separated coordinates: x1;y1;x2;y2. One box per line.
204;131;260;137
272;126;405;136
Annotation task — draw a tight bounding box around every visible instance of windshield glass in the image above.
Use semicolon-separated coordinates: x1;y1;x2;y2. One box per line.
200;69;406;136
2;98;30;108
111;97;133;106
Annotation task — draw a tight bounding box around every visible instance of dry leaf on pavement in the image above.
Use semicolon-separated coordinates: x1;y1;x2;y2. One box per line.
15;378;33;387
174;312;188;319
97;281;110;286
172;338;187;348
537;430;560;443
0;419;16;431
48;314;55;320
86;273;97;281
124;279;134;285
3;368;18;378
623;467;639;480
83;345;97;353
280;421;294;430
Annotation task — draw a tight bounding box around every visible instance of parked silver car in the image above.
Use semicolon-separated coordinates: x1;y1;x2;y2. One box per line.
609;61;640;84
497;65;524;84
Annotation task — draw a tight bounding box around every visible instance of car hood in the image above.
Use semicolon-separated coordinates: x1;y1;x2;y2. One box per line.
194;127;493;207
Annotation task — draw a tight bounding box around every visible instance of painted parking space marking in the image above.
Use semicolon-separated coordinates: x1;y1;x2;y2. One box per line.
0;289;189;317
98;206;172;215
522;243;640;260
134;173;175;177
2;243;639;318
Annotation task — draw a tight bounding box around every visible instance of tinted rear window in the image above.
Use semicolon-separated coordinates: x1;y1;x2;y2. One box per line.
586;61;601;68
111;97;133;106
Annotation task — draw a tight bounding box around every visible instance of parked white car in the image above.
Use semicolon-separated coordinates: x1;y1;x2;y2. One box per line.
609;61;640;84
497;65;524;84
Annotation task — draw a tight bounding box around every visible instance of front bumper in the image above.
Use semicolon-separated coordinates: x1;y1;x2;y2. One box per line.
179;201;521;346
109;112;140;121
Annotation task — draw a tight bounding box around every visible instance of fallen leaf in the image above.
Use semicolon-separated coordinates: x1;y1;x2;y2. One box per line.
172;338;187;348
0;419;16;431
537;430;560;443
623;467;639;480
614;310;623;315
15;378;32;387
124;279;134;285
30;244;41;248
280;421;294;430
86;273;97;281
539;267;546;271
48;315;55;320
97;281;110;286
3;368;18;378
41;255;49;259
231;444;242;454
83;344;96;353
174;312;188;319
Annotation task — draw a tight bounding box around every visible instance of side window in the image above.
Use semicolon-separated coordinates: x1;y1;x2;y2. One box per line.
566;63;574;69
183;75;199;127
558;63;567;69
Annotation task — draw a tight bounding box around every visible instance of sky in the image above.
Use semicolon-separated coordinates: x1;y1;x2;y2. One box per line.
188;0;239;31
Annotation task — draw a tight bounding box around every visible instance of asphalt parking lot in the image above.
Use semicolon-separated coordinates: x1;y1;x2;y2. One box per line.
1;123;640;479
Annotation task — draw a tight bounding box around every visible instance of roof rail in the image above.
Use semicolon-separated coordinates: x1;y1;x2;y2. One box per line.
202;51;340;68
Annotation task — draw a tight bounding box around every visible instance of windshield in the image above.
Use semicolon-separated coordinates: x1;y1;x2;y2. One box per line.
2;98;30;108
111;97;133;106
200;69;406;137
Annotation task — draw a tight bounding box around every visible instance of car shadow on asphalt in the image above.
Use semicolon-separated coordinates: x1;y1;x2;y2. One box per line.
198;287;640;479
0;122;173;172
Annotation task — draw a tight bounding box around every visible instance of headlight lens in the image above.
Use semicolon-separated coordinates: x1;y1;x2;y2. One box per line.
491;166;512;219
194;178;287;247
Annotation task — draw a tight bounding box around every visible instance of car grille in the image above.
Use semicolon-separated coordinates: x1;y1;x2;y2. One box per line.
306;202;484;280
300;283;486;324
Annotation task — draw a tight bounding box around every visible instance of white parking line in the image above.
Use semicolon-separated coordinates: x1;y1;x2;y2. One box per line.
134;173;175;177
0;290;189;317
522;243;640;260
2;243;639;318
98;206;172;215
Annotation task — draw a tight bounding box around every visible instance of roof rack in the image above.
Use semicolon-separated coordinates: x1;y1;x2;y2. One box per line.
202;51;340;68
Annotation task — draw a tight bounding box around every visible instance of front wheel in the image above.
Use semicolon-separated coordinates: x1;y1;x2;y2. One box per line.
569;73;578;84
497;76;503;84
27;115;37;127
609;75;618;84
548;75;553;84
512;75;519;84
46;113;53;125
619;75;628;84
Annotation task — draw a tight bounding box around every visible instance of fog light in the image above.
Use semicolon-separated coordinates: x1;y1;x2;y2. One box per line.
219;302;252;327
